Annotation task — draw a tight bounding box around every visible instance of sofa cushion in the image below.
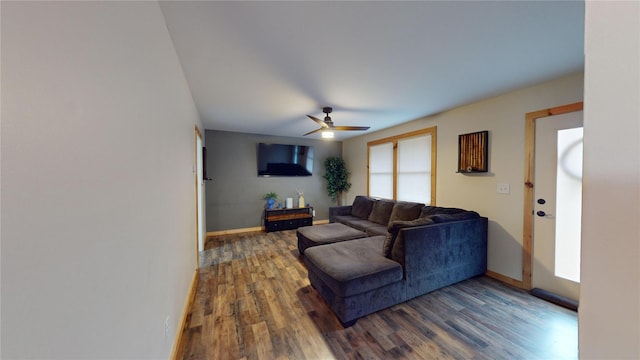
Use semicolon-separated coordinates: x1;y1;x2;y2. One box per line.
386;217;435;265
368;199;395;225
387;202;425;230
333;214;363;226
304;236;403;297
334;216;391;237
297;223;368;254
351;196;376;219
366;224;389;237
334;216;372;232
431;211;480;223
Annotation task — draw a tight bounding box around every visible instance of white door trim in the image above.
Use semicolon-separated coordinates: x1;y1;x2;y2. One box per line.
194;126;204;268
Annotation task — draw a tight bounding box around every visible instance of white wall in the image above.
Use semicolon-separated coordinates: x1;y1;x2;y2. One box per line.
343;73;583;281
1;2;201;359
580;1;640;358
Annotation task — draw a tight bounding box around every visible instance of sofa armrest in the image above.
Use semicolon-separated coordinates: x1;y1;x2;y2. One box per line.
401;217;488;299
329;206;352;223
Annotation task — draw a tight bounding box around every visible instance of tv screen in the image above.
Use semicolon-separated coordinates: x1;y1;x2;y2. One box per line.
257;143;314;176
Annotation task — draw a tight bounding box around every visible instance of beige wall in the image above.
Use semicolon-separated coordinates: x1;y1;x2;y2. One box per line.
1;2;200;358
343;73;584;281
580;1;640;358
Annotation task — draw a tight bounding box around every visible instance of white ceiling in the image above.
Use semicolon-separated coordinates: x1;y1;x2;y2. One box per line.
159;1;584;140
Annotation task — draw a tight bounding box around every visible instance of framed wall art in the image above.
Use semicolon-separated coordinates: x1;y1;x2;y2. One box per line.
458;130;488;173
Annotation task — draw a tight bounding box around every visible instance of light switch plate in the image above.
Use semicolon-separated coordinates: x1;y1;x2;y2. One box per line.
497;183;510;194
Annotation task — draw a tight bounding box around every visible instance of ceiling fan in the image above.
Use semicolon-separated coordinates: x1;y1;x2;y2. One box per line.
303;107;370;138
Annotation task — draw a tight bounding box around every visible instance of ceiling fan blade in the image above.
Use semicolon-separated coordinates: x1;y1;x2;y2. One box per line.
334;126;370;131
307;115;330;128
303;128;324;136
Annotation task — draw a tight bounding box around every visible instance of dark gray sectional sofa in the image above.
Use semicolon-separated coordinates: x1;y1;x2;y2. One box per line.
301;196;488;327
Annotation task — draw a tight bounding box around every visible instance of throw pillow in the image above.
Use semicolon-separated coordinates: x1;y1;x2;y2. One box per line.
387;202;425;231
368;199;395;225
351;196;376;219
383;217;435;259
382;232;395;258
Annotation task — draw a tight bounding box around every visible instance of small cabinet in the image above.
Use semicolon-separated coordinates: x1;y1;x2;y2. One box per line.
264;207;313;232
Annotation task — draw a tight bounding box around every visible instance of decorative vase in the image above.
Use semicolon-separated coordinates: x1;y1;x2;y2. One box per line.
267;198;276;209
298;195;305;208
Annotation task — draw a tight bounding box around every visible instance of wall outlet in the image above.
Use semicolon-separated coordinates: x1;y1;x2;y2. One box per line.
497;183;510;194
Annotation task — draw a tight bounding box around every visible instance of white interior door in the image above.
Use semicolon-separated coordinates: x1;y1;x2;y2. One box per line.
533;111;583;301
196;130;205;255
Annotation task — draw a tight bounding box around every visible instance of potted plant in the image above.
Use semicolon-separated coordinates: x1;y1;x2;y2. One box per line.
263;192;278;209
323;157;351;206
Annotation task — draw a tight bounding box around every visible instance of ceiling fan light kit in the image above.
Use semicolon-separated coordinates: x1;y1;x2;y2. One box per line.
321;130;335;139
304;106;370;137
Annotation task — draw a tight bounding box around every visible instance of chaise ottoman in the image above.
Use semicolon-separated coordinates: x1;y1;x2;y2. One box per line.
303;235;404;327
297;222;368;255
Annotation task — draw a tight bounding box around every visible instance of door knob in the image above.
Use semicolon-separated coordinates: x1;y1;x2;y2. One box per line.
537;198;546;204
536;210;554;218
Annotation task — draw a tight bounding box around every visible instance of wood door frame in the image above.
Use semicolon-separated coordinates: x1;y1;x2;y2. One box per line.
522;102;583;289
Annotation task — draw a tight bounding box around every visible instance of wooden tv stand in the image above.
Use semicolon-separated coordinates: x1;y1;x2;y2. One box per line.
264;207;313;232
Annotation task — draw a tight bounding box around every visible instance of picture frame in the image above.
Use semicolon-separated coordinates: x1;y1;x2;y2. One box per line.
458;130;489;173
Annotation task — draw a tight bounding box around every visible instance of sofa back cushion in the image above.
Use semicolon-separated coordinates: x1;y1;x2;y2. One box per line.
351;196;376;219
368;199;395;225
430;211;480;223
387;202;425;231
419;206;466;218
384;217;435;265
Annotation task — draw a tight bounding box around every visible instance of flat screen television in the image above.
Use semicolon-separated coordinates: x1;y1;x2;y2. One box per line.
257;143;314;176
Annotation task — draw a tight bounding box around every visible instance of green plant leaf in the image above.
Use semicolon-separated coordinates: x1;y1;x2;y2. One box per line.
263;192;278;200
323;157;351;204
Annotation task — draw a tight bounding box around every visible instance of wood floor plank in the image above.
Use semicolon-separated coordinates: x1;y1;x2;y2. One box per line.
176;229;578;359
357;316;397;352
251;321;273;360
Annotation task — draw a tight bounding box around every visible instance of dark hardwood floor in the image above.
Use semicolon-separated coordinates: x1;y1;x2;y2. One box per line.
177;230;577;359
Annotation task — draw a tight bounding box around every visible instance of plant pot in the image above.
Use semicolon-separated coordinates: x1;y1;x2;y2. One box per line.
267;198;276;209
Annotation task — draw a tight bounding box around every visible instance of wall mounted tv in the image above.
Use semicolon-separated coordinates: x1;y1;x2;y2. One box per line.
257;143;314;177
